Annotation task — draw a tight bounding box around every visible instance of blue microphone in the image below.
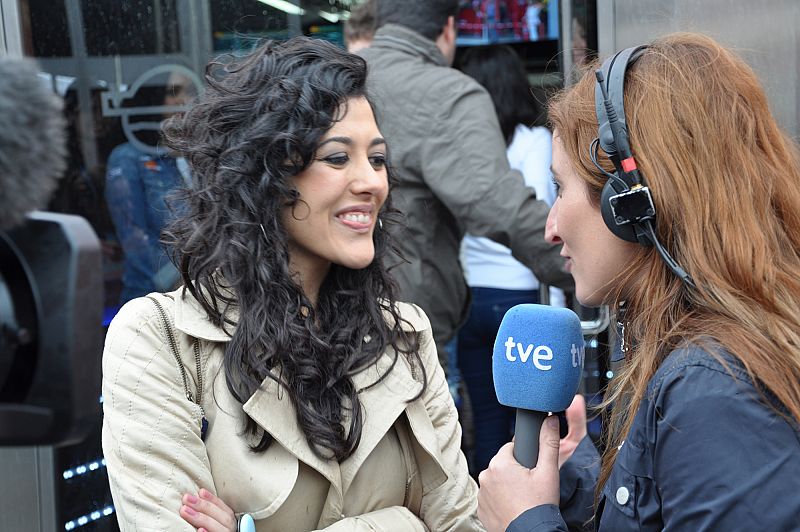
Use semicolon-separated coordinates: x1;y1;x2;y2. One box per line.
492;304;585;468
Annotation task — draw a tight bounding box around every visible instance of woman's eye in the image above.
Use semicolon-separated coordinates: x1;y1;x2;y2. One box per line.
369;154;386;168
322;154;349;165
551;176;562;197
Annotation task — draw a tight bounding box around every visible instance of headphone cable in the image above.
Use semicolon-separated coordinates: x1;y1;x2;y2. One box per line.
644;220;696;289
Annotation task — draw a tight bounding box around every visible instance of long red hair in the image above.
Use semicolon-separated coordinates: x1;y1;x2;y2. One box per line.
549;32;800;494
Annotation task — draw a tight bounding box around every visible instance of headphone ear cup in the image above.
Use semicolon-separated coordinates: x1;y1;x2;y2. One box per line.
601;177;639;243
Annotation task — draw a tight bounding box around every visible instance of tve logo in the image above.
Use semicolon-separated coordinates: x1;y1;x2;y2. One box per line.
504;336;585;371
503;336;553;370
571;343;585;368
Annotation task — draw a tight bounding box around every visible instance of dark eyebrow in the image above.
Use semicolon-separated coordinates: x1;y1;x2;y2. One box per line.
318;136;386;148
318;136;351;147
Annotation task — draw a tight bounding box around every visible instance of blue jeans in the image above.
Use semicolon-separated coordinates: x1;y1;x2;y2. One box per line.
457;286;539;476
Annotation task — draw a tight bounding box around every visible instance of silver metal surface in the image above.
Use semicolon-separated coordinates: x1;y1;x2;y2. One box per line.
65;0;99;169
0;0;23;56
598;0;800;137
0;447;57;532
580;305;611;336
560;0;574;84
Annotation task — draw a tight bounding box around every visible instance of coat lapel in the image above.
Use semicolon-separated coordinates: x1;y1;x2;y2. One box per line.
172;290;432;497
242;373;343;495
241;346;424;497
341;346;423;493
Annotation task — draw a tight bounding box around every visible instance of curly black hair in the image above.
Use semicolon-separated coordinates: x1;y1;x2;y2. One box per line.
161;36;424;461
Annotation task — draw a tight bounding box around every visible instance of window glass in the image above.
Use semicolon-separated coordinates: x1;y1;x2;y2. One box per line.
80;0;182;56
25;0;72;56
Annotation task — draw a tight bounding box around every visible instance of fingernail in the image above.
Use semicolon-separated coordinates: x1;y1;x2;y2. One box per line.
183;505;197;516
199;488;212;500
185;493;198;504
546;415;559;429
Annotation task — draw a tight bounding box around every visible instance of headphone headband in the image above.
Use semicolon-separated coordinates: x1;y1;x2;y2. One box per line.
594;45;647;187
592;45;696;288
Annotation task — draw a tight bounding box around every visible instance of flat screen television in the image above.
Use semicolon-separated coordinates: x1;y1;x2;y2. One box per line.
456;0;559;47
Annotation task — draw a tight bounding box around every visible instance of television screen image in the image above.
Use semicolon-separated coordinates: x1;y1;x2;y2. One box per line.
456;0;559;46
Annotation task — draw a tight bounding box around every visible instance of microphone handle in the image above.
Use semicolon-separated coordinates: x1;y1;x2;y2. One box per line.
513;409;548;468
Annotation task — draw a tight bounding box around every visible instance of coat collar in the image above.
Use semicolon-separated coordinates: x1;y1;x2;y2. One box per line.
242;344;424;496
171;286;238;342
371;23;449;67
170;285;425;341
242;303;429;494
170;286;431;493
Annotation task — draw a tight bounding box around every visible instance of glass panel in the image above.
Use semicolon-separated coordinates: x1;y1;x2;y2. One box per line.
17;0;360;316
211;1;292;50
211;0;354;52
80;0;182;56
25;0;72;56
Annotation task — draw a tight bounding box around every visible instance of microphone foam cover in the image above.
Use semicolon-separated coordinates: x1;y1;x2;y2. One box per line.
0;57;67;231
493;304;584;412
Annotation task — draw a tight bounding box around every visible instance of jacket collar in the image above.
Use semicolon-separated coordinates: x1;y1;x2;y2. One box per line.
372;23;449;67
171;286;237;342
242;345;424;495
170;286;429;492
171;285;424;342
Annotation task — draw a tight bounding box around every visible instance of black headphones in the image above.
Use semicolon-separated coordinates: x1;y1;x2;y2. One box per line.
593;46;695;288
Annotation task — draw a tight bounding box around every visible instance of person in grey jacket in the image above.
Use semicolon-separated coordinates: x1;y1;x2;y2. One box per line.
477;33;800;532
360;0;571;361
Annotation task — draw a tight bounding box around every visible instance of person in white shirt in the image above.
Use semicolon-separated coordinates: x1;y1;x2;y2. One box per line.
458;44;562;476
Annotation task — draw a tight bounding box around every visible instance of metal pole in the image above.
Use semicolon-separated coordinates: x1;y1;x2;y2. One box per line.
0;0;24;56
65;0;99;170
287;0;302;37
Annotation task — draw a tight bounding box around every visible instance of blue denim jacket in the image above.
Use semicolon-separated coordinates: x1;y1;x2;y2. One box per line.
105;143;184;304
509;345;800;531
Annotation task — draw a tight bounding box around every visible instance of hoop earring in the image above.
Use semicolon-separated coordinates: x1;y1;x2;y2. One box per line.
377;218;383;230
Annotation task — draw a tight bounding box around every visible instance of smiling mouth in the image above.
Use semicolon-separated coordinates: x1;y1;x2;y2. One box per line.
340;212;371;224
337;212;373;232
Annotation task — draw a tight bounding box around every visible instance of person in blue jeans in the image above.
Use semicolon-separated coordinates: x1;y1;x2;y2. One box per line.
105;144;186;304
457;45;562;477
477;33;800;532
105;74;193;305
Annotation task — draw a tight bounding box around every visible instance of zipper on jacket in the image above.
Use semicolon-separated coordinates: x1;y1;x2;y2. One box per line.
147;295;208;440
405;346;420;381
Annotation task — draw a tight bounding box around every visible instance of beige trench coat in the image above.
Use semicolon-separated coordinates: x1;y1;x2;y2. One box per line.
102;288;484;531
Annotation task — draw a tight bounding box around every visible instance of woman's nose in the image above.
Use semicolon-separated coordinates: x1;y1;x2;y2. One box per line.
351;159;388;197
544;200;561;244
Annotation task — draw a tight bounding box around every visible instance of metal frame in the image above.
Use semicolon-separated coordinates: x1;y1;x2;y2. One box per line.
0;447;58;532
596;0;615;59
0;0;24;56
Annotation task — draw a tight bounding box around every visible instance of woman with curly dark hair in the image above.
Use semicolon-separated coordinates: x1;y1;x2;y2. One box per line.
101;37;481;532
